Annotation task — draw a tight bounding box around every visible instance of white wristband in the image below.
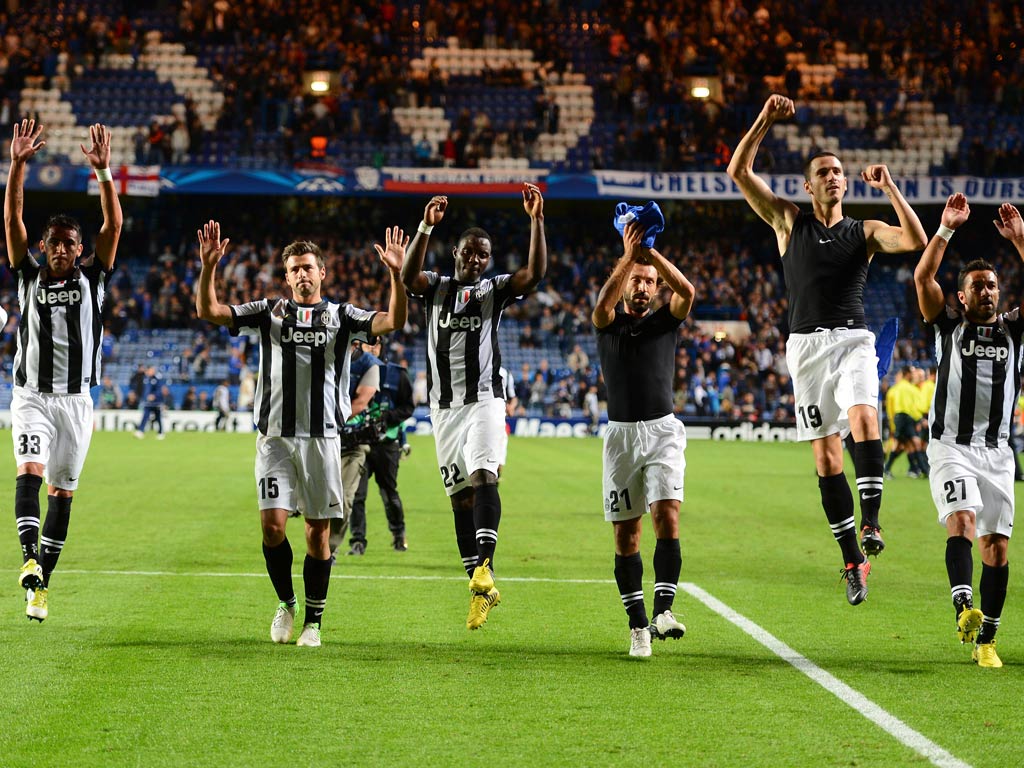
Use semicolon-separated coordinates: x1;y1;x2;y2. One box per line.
935;224;955;242
417;221;433;235
94;167;113;183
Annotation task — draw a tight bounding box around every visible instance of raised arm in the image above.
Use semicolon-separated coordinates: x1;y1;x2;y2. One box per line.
401;195;447;295
862;164;927;256
508;183;547;295
81;123;123;270
370;225;410;336
914;194;968;323
994;202;1024;313
4;119;46;268
726;95;800;245
647;247;696;321
195;220;234;326
592;221;643;329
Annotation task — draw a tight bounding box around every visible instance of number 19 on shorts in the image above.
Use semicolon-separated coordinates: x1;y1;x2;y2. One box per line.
798;404;822;429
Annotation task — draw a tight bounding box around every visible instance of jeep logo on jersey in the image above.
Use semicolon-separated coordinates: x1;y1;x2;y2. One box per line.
281;326;329;346
37;284;83;306
438;313;482;331
961;339;1009;361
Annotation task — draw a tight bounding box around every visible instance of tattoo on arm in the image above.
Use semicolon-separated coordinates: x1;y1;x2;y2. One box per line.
877;231;900;251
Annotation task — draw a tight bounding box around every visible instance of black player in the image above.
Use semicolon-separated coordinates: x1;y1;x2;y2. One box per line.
593;220;695;658
401;185;546;630
728;94;927;605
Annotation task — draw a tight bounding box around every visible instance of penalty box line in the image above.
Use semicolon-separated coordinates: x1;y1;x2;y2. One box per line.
60;569;971;767
682;583;971;768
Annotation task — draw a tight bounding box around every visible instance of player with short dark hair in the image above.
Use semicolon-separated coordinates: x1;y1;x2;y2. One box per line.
401;184;546;630
593;220;695;658
5;120;122;622
728;95;928;605
914;194;1024;668
196;221;407;647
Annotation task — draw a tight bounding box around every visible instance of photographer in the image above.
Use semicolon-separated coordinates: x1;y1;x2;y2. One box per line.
328;339;382;557
349;340;415;553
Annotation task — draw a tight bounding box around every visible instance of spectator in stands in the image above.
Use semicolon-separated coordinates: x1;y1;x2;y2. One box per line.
98;376;122;409
181;386;199;411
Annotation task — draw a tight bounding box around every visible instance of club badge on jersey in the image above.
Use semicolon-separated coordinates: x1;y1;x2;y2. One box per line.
455;287;473;314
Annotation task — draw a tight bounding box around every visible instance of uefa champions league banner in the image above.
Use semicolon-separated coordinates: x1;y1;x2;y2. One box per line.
8;162;1024;203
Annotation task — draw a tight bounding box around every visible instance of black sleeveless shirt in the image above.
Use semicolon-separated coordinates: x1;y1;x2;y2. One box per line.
782;211;869;334
597;304;682;422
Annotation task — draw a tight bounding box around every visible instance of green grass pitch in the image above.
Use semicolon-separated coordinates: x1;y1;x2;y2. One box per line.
0;431;1020;767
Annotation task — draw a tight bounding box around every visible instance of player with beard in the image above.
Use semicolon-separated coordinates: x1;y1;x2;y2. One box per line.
593;220;695;657
914;194;1024;668
728;94;927;605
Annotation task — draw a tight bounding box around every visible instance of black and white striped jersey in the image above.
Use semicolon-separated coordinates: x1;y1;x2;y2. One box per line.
929;305;1024;449
14;256;111;394
231;298;375;437
416;271;519;409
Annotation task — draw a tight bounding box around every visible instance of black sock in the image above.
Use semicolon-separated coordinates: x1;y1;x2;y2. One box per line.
819;473;864;566
453;503;478;577
262;539;296;605
884;449;902;472
945;536;974;619
473;483;501;570
40;495;72;587
853;440;885;529
303;554;332;627
910;451;925;474
15;475;42;563
614;552;648;629
652;538;681;617
978;562;1009;644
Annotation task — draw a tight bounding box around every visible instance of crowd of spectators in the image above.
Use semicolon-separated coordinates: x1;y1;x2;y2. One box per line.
2;1;1021;172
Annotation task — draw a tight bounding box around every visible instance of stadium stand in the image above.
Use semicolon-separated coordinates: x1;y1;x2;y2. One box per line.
1;0;1022;424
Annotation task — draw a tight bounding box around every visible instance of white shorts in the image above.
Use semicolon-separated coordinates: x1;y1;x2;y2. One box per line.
602;414;686;522
254;434;344;519
431;398;507;496
787;329;878;441
11;387;94;490
927;440;1015;538
497;422;509;467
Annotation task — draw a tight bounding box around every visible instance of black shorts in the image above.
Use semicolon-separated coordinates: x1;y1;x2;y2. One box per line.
893;413;918;441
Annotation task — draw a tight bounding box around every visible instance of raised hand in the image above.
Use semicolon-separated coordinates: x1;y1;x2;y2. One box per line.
375;225;410;272
942;193;970;230
762;94;795;123
423;196;447;227
861;164;894;190
80;123;112;169
10;119;46;163
994;203;1024;244
522;182;544;219
622;220;645;262
197;220;231;268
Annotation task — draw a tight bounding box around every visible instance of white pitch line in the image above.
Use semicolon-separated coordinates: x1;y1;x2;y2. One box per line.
681;582;972;768
57;568;971;767
57;568;612;584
